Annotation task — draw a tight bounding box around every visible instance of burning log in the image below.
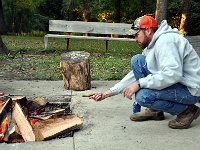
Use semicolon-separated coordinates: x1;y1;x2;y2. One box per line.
0;98;13;125
29;109;65;121
31;98;47;108
12;102;35;142
33;114;83;141
12;96;27;103
0;96;81;143
0;116;9;142
42;108;65;116
3;126;25;143
60;51;91;91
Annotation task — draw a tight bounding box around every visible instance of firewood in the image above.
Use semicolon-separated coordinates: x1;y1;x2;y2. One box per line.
30;109;65;121
11;96;28;109
12;102;35;142
42;109;65;116
3;126;15;142
4;130;24;143
50;109;65;116
0;98;13;125
34;115;83;141
11;96;27;103
31;98;47;107
29;115;52;121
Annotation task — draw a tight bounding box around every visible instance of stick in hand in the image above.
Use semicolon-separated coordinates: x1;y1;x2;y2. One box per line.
82;93;104;101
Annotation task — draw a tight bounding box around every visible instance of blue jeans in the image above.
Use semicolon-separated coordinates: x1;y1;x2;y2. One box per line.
131;54;200;115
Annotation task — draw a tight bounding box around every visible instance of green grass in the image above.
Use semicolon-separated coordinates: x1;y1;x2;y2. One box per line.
0;35;142;80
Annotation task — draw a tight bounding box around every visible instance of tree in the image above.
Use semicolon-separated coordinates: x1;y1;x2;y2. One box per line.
120;0;156;23
155;0;168;24
179;0;191;36
0;36;8;54
3;0;43;33
82;0;90;22
114;0;121;23
0;0;6;34
0;0;9;54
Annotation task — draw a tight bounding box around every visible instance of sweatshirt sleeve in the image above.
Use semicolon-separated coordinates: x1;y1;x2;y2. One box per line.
139;35;183;90
110;71;136;95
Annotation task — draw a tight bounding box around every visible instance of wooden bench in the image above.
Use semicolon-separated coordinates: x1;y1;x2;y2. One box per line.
44;20;135;51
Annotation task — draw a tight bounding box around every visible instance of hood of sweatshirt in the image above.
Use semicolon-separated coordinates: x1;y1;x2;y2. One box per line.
147;20;179;49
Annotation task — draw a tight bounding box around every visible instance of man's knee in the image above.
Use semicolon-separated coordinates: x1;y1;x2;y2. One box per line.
131;54;145;66
135;89;156;107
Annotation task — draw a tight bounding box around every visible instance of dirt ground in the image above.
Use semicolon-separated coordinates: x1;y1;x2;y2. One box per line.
0;54;61;80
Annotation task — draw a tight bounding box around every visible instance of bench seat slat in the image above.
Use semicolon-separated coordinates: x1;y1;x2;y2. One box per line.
49;20;132;35
44;34;135;49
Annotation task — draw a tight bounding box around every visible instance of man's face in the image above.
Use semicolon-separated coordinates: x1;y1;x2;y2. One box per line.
134;29;151;49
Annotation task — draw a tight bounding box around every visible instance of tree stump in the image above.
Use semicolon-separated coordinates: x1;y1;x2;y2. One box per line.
60;51;91;91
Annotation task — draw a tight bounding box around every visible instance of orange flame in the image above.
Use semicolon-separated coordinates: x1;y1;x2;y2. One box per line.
30;119;38;126
0;116;9;142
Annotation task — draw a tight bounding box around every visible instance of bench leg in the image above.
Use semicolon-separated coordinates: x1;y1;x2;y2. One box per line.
106;40;108;52
67;38;70;51
44;36;48;50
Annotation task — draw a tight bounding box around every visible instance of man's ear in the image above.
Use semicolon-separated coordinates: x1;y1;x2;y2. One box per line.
146;28;153;36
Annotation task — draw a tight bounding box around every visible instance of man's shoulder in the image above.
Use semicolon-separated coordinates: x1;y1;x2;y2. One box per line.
156;32;182;44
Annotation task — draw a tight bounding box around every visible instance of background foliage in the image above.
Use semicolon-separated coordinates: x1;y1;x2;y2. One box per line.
2;0;200;35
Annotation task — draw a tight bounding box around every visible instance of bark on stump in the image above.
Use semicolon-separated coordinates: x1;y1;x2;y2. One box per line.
60;51;91;91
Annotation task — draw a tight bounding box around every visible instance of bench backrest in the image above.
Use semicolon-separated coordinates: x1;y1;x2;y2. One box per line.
49;20;132;35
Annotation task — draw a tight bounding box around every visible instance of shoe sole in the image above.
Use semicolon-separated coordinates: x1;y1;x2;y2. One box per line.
169;108;200;129
130;116;165;121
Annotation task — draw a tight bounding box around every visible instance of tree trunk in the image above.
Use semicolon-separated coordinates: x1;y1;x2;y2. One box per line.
0;0;9;54
155;0;168;24
113;0;121;38
0;0;6;34
82;0;90;36
179;0;191;31
0;35;9;54
82;0;90;22
114;0;121;23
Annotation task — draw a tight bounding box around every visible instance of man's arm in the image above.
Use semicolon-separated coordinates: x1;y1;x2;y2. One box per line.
83;70;136;101
83;90;112;101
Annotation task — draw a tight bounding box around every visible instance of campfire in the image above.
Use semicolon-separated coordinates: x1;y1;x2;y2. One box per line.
0;96;82;143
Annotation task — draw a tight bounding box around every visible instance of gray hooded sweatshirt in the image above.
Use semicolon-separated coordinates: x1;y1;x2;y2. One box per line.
110;20;200;96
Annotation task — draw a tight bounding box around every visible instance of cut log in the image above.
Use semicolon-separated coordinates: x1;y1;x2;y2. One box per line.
44;109;65;116
31;97;47;107
3;128;24;143
60;51;91;91
29;97;47;112
30;109;65;120
34;114;83;141
0;98;13;125
11;96;27;102
12;102;35;142
11;96;27;106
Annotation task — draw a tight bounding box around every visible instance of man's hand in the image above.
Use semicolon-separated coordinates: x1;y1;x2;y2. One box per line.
83;93;105;101
123;81;140;100
82;90;112;101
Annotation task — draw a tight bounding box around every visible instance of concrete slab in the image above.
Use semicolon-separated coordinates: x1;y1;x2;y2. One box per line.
1;80;200;150
0;80;71;101
0;138;74;150
72;81;200;150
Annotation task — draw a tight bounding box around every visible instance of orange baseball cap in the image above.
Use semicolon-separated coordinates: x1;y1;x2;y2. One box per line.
126;15;158;35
